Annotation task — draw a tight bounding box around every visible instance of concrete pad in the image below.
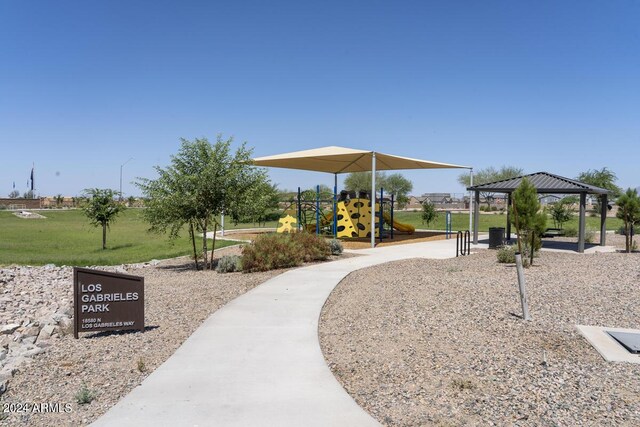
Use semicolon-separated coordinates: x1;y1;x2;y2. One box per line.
576;325;640;364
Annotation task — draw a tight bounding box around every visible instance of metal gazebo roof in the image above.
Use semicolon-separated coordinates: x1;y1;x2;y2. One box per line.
466;172;611;194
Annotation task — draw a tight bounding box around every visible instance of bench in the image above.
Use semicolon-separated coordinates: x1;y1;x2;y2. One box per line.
543;228;566;238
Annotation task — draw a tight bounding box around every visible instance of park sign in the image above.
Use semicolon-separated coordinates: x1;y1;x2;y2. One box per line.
73;267;144;338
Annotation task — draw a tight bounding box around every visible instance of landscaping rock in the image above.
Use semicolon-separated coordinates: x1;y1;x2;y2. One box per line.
320;237;640;426
1;324;20;335
0;245;290;426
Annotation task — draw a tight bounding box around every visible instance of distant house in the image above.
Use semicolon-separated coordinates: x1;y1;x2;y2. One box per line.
538;194;562;205
421;193;453;205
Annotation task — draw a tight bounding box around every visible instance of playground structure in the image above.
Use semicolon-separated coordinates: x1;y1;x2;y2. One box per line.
276;186;415;242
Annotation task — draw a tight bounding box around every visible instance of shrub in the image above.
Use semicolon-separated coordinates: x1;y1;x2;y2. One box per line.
496;245;517;264
291;232;331;262
241;233;304;272
75;384;96;405
564;225;578;237
585;228;596;244
216;255;242;273
328;239;343;255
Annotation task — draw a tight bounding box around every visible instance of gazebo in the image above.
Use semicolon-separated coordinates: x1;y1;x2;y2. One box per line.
467;172;611;253
253;146;470;248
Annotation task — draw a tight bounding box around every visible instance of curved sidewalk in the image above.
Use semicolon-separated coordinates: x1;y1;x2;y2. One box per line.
93;238;477;427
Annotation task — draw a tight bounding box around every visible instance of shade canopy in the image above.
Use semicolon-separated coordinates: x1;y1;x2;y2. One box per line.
252;146;469;174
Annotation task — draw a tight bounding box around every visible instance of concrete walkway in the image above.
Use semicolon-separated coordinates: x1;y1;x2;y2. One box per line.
93;238;484;427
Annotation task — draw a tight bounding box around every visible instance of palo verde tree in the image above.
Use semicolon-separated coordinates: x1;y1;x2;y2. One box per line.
511;178;546;267
576;167;622;212
458;166;523;209
137;136;270;270
616;188;640;253
82;188;126;250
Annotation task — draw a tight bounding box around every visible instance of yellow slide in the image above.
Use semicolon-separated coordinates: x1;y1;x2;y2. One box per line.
382;212;415;234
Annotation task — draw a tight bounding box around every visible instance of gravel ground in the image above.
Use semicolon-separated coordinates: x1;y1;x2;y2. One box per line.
320;234;640;426
0;245;283;426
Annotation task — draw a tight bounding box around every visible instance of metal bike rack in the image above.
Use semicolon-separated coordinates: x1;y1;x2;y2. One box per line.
456;230;471;257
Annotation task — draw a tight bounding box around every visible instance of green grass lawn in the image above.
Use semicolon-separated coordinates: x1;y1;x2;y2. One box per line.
0;209;238;266
392;210;623;232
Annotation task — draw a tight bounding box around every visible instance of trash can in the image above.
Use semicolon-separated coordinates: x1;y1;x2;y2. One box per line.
488;227;505;249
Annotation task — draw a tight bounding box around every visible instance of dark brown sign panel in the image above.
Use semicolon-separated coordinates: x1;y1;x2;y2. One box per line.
74;267;144;338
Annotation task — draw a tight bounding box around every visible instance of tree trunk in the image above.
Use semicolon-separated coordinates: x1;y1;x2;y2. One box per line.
210;222;217;270
202;217;208;269
626;221;631;253
102;223;107;250
530;231;535;266
189;221;199;270
512;199;523;257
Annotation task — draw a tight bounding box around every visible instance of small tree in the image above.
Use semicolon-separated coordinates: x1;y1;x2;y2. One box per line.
421;201;438;227
511;178;546;266
8;190;19;199
577;167;622;213
458;166;523;209
55;194;64;207
82;188;125;250
344;171;413;208
616;188;640;253
547;197;574;229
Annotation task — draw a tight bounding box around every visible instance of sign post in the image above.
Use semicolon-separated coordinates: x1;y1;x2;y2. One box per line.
74;267;145;338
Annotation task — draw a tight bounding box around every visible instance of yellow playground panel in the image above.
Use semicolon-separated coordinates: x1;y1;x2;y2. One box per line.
276;213;297;233
276;198;414;238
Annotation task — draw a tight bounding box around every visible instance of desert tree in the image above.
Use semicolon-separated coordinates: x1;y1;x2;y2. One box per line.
616;188;640;253
421;201;438;227
511;178;546;266
137;136;270;269
344;172;413;208
577;167;621;212
82;188;125;250
547;197;575;230
458;166;523;209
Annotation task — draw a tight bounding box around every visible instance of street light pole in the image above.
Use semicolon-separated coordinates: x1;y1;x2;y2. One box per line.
119;157;133;201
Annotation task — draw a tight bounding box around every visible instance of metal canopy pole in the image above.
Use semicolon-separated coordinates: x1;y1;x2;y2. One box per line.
473;190;480;244
371;152;376;248
469;168;474;235
506;193;512;241
333;173;338;238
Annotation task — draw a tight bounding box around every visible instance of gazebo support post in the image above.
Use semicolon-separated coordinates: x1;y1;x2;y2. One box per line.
371;152;376;248
600;194;608;246
468;168;473;234
473;190;480;244
578;192;586;253
506;193;512;241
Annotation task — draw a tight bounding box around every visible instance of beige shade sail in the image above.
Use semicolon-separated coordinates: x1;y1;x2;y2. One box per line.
253;145;471;248
252;146;469;173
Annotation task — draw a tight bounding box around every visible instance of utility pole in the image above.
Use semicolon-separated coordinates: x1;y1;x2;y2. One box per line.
119;157;133;201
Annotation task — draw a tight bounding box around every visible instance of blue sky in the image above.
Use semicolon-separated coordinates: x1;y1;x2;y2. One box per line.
1;1;638;197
